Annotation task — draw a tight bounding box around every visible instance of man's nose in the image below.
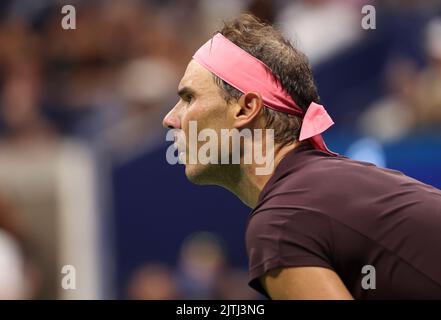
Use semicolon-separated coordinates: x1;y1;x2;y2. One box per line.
162;108;181;129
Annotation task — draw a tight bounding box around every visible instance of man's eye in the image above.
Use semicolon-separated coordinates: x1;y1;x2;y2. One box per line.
185;95;194;103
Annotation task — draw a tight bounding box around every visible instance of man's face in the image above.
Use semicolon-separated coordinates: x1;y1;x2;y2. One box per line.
163;60;236;184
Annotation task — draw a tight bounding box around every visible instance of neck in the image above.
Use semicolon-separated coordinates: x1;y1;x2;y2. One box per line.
226;141;299;208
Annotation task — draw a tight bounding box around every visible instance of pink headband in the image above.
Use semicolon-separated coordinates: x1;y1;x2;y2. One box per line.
193;33;337;156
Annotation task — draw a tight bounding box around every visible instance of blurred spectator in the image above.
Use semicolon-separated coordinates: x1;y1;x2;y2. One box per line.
126;263;178;300
359;58;418;142
359;17;441;142
173;231;259;300
0;195;39;299
413;17;441;125
277;0;363;65
96;56;176;162
176;232;227;299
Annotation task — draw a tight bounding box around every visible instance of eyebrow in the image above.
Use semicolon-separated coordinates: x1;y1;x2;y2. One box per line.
177;86;196;98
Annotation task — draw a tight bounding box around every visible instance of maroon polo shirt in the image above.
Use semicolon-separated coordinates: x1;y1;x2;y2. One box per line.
245;142;441;299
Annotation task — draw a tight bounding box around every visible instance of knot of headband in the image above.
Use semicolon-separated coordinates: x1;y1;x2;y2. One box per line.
193;33;338;156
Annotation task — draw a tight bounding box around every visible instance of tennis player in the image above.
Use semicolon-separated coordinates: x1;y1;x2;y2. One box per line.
162;14;441;299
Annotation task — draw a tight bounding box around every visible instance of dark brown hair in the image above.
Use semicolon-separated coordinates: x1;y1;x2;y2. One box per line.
214;13;320;146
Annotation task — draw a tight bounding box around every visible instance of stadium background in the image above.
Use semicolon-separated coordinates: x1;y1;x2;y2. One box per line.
0;0;440;299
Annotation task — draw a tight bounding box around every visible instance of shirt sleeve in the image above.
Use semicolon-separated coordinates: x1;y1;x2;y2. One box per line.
245;208;336;298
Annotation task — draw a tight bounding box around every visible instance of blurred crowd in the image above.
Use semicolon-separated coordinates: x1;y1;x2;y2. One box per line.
126;232;260;299
360;17;441;142
0;0;439;299
0;0;439;153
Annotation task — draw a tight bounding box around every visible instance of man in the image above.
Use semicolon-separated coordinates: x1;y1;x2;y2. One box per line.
162;14;441;299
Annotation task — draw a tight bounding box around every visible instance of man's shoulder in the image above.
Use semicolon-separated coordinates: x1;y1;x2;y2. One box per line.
255;154;374;210
253;150;441;242
258;150;435;212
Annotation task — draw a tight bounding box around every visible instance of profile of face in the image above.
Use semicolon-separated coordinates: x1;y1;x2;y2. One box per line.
163;60;242;185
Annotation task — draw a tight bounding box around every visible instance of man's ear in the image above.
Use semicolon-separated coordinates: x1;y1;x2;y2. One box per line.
233;92;264;129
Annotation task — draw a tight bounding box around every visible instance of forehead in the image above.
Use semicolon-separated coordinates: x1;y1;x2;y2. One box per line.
178;60;217;93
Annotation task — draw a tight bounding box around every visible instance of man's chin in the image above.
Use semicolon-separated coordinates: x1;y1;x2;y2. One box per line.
184;164;209;185
184;163;224;186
